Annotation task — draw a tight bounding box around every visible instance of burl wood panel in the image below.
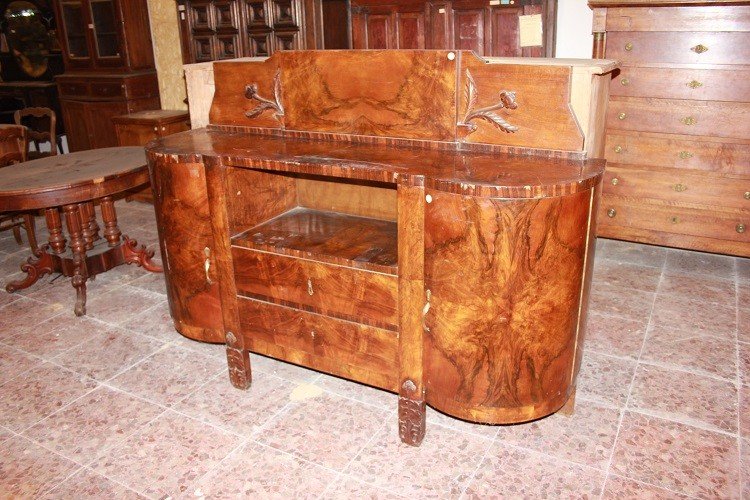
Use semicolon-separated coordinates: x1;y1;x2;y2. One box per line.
233;248;400;329
225;167;297;236
459;55;584;151
281;50;457;141
149;158;224;342
296;178;398;221
423;188;593;422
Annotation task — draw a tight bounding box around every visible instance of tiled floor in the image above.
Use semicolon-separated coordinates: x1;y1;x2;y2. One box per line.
0;199;748;499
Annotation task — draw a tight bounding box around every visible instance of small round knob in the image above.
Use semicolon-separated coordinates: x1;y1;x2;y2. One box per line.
153;126;158;132
671;216;680;224
625;42;633;51
673;183;687;192
607;208;616;218
611;177;619;186
621;78;630;86
737;223;746;234
744;191;750;200
618;112;627;120
614;145;622;153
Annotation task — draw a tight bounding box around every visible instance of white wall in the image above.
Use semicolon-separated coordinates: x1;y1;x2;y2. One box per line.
555;0;594;58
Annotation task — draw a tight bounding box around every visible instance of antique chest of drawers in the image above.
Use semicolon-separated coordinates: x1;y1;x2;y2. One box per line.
590;1;750;257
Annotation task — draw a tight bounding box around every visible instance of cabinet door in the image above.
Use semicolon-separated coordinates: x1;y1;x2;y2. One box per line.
427;2;451;49
395;10;426;49
60;100;92;152
88;0;126;67
451;6;485;54
58;1;94;69
84;101;129;149
487;6;522;57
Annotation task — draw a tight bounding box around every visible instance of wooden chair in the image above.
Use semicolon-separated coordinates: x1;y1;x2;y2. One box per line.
14;107;57;160
0;125;37;252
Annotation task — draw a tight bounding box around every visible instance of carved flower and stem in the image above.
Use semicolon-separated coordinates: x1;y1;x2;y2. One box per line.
244;69;285;126
459;69;519;135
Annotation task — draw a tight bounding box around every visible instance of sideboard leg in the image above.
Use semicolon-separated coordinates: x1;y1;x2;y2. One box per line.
226;346;251;389
558;387;577;417
398;396;426;446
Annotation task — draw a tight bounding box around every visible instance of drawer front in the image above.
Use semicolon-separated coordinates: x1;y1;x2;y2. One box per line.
603;166;750;211
232;248;399;329
58;82;89;98
607;98;750;140
599;196;749;243
90;82;125;99
238;297;398;383
611;67;750;102
604;133;750;176
606;32;750;65
605;6;750;32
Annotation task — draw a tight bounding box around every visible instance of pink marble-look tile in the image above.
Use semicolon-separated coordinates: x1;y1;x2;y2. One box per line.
494;399;621;469
593;260;662;293
323;476;406;499
259;391;388;469
611;411;740;498
127;272;167;296
427;407;499;440
315;373;394;410
26;275;120;308
0;344;37;385
173;371;295;435
0;433;80;498
740;342;750;386
650;293;737;340
0;297;64;339
184;442;336;499
584;312;648;360
0;362;98;431
24;386;163;462
641;326;737;380
599;239;667;269
741;385;750;440
40;468;146;500
665;249;736;280
738;258;750;282
85;285;164;325
577;351;637;408
629;364;738;433
742;439;750;499
91;410;239;498
52;327;164;381
108;345;224;407
657;272;736;306
3;315;103;358
251;353;322;384
588;284;654;321
347;422;489;497
0;287;21;307
603;475;691;499
739;308;750;344
464;444;605;499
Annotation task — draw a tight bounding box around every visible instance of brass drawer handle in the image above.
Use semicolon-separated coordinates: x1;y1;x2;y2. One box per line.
673;183;687;192
203;247;212;285
671;216;680;224
611;177;619;186
678;151;694;159
737;223;746;234
307;278;314;296
614;145;623;153
744;191;750;200
681;116;696;126
691;44;708;54
607;208;617;218
618;112;627;120
621;78;630;86
687;80;702;89
625;42;633;51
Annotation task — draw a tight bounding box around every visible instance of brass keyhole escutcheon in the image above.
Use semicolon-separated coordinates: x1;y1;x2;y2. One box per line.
618;112;626;120
621;78;630;86
744;191;750;200
691;44;708;54
607;208;617;218
614;145;623;153
671;216;680;224
678;151;694;159
203;247;212;284
687;80;702;89
737;223;746;234
611;177;619;186
673;183;687;192
624;42;633;51
681;116;696;126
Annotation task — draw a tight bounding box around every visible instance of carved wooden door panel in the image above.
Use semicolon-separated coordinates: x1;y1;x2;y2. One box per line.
186;0;243;61
426;2;452;49
396;10;426;49
451;6;485;54
487;5;523;57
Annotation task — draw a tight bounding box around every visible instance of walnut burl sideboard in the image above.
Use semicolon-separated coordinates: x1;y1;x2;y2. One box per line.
147;50;618;445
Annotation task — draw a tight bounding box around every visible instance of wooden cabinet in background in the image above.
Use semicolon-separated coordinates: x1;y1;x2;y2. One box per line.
113;110;191;203
590;0;750;257
53;0;160;151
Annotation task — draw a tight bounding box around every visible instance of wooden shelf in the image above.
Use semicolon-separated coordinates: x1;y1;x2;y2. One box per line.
232;207;398;274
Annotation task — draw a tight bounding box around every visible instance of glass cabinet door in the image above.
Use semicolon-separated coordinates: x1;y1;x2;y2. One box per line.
60;1;90;59
88;0;121;60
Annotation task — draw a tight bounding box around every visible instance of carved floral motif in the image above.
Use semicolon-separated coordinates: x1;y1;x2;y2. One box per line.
458;69;519;137
245;69;285;127
398;396;426;446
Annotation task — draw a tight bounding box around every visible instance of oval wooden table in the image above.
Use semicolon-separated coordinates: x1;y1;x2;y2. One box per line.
0;147;162;316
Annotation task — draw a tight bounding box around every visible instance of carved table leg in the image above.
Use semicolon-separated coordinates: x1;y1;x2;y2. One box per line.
100;196;121;247
225;331;251;389
78;203;95;250
558;387;577;417
63;204;88;316
84;202;101;241
45;208;66;254
5;245;54;292
22;214;38;253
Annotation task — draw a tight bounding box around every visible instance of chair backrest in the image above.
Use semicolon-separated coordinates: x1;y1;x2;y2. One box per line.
14;107;57;156
0;124;27;167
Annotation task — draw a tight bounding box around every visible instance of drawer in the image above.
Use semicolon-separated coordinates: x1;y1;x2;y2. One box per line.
606;32;750;65
90;82;125;99
607;98;750;140
237;297;398;381
58;82;89;98
604;133;750;176
232;248;399;329
610;67;750;102
604;6;750;32
603;165;750;211
599;196;749;244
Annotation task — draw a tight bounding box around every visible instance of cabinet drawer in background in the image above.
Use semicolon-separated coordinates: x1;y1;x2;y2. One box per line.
604;133;750;175
604;6;750;32
232;248;399;329
606;32;750;65
58;82;89;98
607;98;750;140
90;82;125;99
603;166;750;211
611;66;750;102
599;196;750;244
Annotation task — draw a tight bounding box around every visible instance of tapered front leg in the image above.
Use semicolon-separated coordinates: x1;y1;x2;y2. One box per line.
225;331;251;389
63;204;88;316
